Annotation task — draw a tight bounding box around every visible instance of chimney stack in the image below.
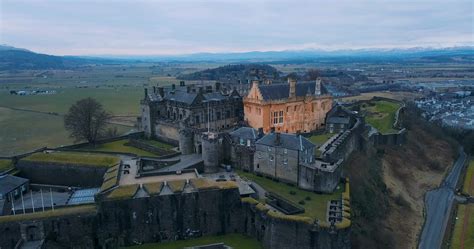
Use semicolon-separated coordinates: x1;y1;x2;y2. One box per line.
275;132;281;145
289;78;296;98
157;87;164;97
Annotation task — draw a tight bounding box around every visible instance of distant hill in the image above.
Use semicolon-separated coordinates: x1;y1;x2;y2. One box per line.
177;64;280;81
0;45;116;70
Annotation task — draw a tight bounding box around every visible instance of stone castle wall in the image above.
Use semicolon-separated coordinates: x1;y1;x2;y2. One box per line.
16;161;109;187
0;187;351;249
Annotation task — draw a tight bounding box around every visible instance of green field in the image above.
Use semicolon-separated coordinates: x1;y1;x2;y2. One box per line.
22;151;120;167
237;170;343;221
362;100;401;134
125;233;262;249
463;161;474;195
80;139;174;157
0;106;130;156
451;204;474;249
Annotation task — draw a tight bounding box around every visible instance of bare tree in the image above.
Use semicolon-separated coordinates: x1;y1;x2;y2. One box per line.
64;98;111;144
306;69;321;80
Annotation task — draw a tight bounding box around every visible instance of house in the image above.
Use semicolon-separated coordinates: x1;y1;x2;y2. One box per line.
0;175;30;201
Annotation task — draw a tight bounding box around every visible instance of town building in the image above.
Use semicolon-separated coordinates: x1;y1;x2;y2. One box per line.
243;78;333;134
325;105;357;134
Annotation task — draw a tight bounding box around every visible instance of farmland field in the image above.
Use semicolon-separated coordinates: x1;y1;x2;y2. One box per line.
451;204;474;249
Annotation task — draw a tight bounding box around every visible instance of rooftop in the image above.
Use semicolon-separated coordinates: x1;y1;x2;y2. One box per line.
256;132;315;151
0;175;28;195
256;81;327;101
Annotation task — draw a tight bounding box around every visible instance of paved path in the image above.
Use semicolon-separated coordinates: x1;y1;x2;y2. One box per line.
418;148;467;249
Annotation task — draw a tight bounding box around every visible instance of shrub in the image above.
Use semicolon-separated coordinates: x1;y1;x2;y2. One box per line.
289;191;296;195
305;196;311;201
298;200;306;205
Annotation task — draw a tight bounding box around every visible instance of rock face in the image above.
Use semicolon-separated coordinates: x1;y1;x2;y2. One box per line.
0;186;351;249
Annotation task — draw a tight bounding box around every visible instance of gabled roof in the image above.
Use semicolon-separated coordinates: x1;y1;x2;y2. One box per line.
147;86;241;106
0;175;29;195
256;133;315;151
230;127;258;141
257;82;326;101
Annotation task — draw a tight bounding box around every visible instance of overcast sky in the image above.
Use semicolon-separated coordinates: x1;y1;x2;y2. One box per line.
0;0;472;55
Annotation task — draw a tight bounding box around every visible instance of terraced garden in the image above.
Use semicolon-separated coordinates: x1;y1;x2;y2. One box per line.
237;170;344;222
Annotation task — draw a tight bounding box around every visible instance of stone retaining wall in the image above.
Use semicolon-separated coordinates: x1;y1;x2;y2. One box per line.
16;161;110;187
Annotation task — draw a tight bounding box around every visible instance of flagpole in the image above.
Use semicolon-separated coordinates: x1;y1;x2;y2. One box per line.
50;188;54;211
40;189;45;212
30;190;35;213
10;192;16;215
20;189;25;214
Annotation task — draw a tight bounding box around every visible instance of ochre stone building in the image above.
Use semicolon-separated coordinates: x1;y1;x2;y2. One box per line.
243;78;333;133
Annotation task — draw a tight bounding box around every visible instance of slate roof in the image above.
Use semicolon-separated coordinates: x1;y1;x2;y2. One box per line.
257;82;326;101
230;127;258;141
0;175;29;196
327;117;350;125
256;133;315;151
148;86;240;105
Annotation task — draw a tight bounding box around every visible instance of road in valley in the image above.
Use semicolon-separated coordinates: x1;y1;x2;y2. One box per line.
418;148;467;249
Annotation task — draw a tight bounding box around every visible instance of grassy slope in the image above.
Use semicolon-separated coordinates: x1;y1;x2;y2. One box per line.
237;170;343;221
363;100;400;134
462;160;474;195
451;204;474;249
124;234;263;249
22;152;120;167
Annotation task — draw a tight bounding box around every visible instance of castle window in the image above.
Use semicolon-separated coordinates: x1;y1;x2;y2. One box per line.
226;110;230;118
195;116;200;124
279;111;283;123
269;155;274;161
267;147;272;152
284;148;288;154
283;158;288;165
240;138;245;145
217;112;221;120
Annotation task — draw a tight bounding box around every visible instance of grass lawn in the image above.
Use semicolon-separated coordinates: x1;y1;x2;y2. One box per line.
451;204;474;249
81;139;162;157
22;151;120;167
0;159;13;172
463;160;474;195
308;133;335;145
237;170;343;222
124;233;263;249
362;100;401;134
0;204;97;223
138;139;175;150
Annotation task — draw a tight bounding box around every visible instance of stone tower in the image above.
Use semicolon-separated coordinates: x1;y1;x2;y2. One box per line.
178;127;194;155
201;132;220;173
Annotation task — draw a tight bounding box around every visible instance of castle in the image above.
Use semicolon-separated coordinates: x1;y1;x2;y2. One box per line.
243;78;333;133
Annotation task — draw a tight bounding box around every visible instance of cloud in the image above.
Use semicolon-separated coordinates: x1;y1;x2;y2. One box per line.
0;0;472;55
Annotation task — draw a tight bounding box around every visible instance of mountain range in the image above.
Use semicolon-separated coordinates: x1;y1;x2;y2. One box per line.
0;44;472;70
